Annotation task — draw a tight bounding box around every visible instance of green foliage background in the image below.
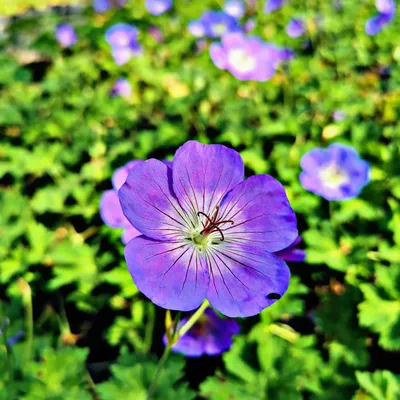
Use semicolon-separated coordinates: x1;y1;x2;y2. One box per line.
0;0;399;399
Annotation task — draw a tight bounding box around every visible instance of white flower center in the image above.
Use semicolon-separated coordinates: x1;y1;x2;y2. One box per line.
228;49;256;73
212;23;227;36
319;165;348;189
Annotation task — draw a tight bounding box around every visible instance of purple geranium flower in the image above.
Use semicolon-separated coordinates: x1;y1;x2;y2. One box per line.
164;308;239;357
110;78;132;98
105;23;142;65
210;32;293;81
119;141;298;317
189;11;241;39
299;144;370;201
365;0;396;35
146;0;172;15
100;160;142;244
264;0;287;13
224;0;246;19
286;18;305;38
55;23;77;48
274;236;305;262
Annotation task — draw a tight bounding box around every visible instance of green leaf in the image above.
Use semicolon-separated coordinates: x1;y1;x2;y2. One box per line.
21;347;91;400
358;265;400;351
355;370;400;400
96;351;195;400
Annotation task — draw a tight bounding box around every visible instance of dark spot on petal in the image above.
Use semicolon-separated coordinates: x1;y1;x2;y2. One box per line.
267;293;281;300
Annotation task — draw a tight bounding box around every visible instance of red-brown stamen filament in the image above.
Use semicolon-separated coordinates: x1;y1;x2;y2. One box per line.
197;206;234;241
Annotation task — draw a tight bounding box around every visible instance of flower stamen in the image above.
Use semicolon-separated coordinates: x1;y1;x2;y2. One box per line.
197;206;234;242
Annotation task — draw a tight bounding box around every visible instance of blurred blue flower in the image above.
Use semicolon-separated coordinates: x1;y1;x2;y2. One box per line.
210;32;293;81
145;0;173;16
189;11;241;39
286;18;305;38
264;0;287;13
0;320;24;346
55;23;77;48
224;0;246;19
164;308;239;357
105;23;142;65
365;0;396;35
300;144;370;201
110;78;132;98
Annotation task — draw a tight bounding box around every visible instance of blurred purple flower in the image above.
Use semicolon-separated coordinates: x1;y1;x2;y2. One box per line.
110;78;132;98
300;144;370;201
332;110;346;121
188;20;206;38
119;141;297;317
376;0;396;14
286;18;305;38
55;23;77;48
105;23;142;65
145;0;172;15
100;160;142;244
224;0;246;19
164;308;239;357
264;0;287;13
189;11;241;39
365;0;396;35
244;18;256;32
148;26;164;42
274;236;306;262
93;0;111;12
93;0;127;13
210;32;293;81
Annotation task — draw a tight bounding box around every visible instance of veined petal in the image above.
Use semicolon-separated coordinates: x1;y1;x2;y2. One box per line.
119;159;190;241
125;236;209;311
219;175;298;253
172;141;244;218
205;243;290;317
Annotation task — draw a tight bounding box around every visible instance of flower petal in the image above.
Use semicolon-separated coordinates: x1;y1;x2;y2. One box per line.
112;160;143;190
172;141;244;218
100;190;129;228
210;43;228;69
206;243;290;317
125;236;209;311
121;226;141;244
119;159;190;241
219;175;298;253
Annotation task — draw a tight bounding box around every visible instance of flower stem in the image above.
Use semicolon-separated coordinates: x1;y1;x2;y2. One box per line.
146;300;210;399
174;300;209;340
146;344;172;400
19;279;33;362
